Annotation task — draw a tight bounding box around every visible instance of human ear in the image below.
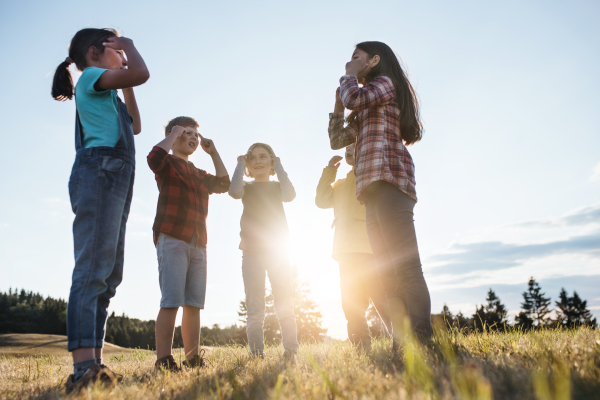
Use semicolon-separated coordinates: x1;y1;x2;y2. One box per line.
87;46;100;61
370;55;380;68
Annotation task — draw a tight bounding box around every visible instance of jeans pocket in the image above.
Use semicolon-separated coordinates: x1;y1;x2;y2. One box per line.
101;156;125;173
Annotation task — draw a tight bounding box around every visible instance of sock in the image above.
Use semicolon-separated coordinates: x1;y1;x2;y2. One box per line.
73;359;96;381
95;358;102;366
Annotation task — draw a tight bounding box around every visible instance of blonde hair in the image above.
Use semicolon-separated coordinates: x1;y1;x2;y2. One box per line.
245;143;276;178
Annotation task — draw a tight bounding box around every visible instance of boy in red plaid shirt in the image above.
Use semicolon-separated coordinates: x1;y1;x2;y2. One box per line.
147;116;229;370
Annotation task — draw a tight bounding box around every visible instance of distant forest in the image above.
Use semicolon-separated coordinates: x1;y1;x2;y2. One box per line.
0;277;595;350
0;288;246;349
0;270;328;350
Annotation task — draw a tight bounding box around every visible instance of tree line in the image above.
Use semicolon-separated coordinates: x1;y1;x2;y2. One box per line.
0;288;247;349
1;276;595;350
430;277;597;332
0;270;327;349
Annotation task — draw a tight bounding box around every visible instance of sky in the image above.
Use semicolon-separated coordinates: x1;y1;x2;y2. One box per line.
0;0;599;339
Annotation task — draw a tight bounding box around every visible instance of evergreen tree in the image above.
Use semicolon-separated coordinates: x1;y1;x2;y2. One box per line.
0;288;67;335
1;288;247;349
263;292;281;344
441;304;454;324
237;269;328;345
555;288;597;328
455;311;471;330
237;294;280;344
472;289;508;331
431;304;455;331
515;277;552;329
238;300;247;324
292;269;327;342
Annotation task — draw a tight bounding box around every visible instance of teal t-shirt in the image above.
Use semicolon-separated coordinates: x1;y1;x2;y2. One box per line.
74;67;120;148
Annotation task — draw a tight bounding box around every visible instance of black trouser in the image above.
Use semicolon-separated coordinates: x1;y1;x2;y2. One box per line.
338;253;391;347
365;181;432;340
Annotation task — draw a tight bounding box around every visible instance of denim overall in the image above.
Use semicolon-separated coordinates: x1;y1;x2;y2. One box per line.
67;96;135;351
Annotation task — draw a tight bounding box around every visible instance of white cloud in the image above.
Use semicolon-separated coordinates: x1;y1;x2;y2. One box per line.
424;203;600;285
590;161;600;182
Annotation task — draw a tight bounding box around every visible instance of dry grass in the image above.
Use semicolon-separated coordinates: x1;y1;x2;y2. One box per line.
1;327;599;399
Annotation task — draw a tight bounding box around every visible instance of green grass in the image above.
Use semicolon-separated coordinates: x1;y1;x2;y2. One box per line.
1;327;598;399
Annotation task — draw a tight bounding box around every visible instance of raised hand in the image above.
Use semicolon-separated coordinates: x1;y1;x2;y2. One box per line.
328;155;343;169
198;133;216;155
273;157;281;164
169;125;186;139
102;36;134;52
237;155;246;163
345;57;369;77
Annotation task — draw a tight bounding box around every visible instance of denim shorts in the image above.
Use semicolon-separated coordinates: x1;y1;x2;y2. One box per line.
156;233;207;308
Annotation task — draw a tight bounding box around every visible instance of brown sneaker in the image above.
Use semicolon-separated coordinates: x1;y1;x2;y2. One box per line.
155;355;181;372
99;364;123;382
65;364;120;394
182;349;208;368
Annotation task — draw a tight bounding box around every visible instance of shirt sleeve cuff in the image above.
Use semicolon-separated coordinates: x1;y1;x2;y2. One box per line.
151;146;169;157
273;162;284;174
340;75;358;84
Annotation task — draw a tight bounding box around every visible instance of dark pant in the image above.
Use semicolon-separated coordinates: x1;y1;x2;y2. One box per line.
338;253;391;347
365;181;432;340
67;150;135;351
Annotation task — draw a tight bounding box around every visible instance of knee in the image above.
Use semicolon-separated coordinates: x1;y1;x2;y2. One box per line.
274;304;295;320
246;309;266;324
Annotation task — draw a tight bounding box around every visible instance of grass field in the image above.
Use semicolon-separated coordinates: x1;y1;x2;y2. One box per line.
1;327;598;400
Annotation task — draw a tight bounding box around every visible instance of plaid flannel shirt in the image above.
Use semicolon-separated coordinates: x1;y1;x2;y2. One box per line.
328;75;417;204
147;146;230;247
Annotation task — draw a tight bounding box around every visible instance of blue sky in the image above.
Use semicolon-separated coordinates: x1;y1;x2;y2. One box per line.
1;0;598;338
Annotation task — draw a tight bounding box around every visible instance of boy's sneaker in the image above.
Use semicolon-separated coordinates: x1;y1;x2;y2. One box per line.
65;364;121;394
182;349;208;368
155;355;181;372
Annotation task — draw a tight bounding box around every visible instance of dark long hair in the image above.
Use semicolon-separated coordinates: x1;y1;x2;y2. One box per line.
347;41;423;145
51;28;118;101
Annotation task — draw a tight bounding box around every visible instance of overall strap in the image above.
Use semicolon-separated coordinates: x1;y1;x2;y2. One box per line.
114;96;136;157
74;107;85;151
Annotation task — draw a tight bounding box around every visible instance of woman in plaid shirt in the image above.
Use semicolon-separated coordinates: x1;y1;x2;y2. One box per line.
328;41;432;343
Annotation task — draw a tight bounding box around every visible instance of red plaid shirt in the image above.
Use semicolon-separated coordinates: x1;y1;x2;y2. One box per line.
328;75;417;204
147;146;230;247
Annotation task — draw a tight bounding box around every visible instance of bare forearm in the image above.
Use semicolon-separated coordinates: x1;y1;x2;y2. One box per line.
155;134;179;153
121;42;149;85
210;151;228;177
122;88;141;134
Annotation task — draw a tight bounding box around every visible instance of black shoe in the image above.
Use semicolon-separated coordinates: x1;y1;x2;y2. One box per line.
182;349;208;368
155;355;181;372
